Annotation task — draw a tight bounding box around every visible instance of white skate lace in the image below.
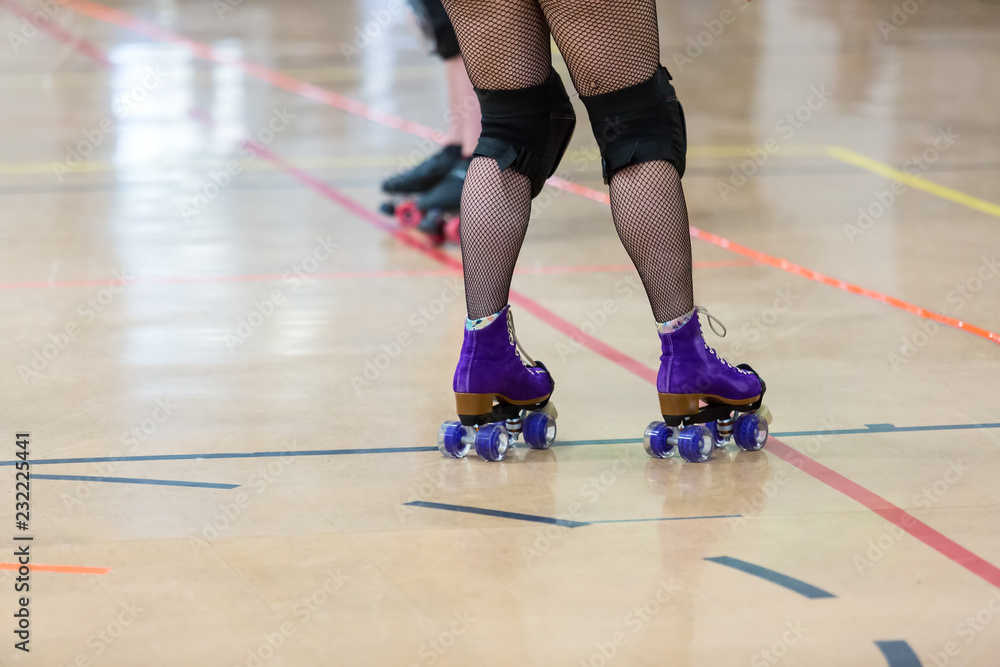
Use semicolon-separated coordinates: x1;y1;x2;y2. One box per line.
507;311;536;368
696;307;752;375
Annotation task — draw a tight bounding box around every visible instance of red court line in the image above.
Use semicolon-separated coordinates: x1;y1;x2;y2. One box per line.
255;143;1000;590
55;0;1000;347
0;0;110;68
55;0;447;142
50;0;1000;587
688;227;1000;345
0;261;754;290
767;440;1000;588
0;562;110;575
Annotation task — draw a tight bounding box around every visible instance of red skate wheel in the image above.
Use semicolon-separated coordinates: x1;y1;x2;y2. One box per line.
395;200;422;228
443;216;461;244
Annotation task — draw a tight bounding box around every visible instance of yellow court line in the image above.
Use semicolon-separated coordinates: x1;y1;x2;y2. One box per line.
825;144;1000;219
687;144;828;158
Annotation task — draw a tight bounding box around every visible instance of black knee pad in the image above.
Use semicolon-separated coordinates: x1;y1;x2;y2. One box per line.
580;66;687;183
473;70;577;198
408;0;460;60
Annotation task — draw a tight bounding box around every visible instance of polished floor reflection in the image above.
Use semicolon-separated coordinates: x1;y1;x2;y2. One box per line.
1;0;999;665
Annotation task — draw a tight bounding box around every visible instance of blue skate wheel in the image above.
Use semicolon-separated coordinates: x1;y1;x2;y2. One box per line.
643;421;674;459
523;411;556;450
474;423;510;462
438;421;469;459
708;421;727;448
677;425;713;463
733;413;768;451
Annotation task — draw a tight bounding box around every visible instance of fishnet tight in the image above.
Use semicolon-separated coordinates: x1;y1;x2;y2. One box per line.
442;0;694;322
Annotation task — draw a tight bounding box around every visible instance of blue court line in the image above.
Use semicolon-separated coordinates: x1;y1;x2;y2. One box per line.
0;446;437;467
704;556;836;599
32;474;238;490
875;640;921;667
589;515;740;524
558;421;1000;447
2;421;997;469
405;501;588;528
405;501;737;528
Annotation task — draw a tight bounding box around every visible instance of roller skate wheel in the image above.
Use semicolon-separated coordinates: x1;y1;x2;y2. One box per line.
677;424;713;463
523;411;556;450
395;201;422;228
755;404;772;425
707;421;728;448
443;216;461;244
418;208;443;235
644;421;675;459
538;402;558;420
438;421;470;459
474;423;510;462
379;201;396;216
733;413;768;451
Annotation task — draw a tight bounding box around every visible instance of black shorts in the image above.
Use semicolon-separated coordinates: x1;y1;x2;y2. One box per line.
408;0;461;60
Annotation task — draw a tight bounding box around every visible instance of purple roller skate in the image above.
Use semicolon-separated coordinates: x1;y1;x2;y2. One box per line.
644;308;770;463
438;306;557;461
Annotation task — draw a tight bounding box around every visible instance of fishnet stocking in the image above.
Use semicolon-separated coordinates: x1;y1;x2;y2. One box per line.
539;0;660;97
441;0;550;90
443;0;694;322
610;162;694;322
460;158;533;319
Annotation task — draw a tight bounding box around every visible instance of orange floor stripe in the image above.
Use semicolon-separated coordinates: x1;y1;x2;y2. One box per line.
0;562;111;575
52;0;1000;347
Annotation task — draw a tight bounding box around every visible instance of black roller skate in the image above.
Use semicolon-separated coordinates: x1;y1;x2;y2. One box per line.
380;146;463;246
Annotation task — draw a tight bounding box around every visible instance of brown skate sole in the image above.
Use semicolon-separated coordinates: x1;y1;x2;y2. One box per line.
658;392;762;417
455;392;552;416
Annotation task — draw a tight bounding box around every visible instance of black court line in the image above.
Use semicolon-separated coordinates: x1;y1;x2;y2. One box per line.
874;640;922;667
404;501;737;528
405;501;588;528
704;556;836;599
0;421;996;468
32;474;238;490
0;446;437;467
557;421;1000;447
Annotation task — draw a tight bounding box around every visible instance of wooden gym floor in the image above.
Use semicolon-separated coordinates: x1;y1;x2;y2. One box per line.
1;0;999;665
